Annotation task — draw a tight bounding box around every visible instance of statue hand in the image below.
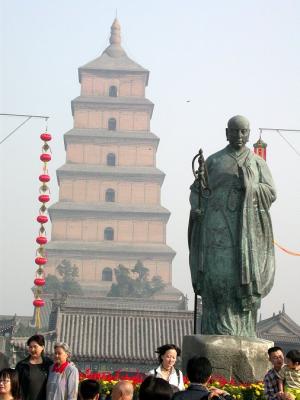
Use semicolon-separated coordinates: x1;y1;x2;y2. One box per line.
191;208;203;222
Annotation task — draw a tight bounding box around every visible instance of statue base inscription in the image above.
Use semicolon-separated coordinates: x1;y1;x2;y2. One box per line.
182;335;273;383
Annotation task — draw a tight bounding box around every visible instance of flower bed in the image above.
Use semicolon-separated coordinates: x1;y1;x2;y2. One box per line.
79;370;265;400
211;376;265;400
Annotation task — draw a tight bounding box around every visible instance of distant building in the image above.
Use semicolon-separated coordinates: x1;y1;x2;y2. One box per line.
257;306;300;353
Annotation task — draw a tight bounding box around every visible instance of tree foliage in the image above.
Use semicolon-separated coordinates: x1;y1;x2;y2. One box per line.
107;260;166;298
44;259;83;295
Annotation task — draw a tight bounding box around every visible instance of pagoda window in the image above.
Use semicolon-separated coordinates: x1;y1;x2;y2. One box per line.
105;188;115;202
108;118;116;131
109;86;118;97
104;227;114;241
107;153;116;166
102;267;113;281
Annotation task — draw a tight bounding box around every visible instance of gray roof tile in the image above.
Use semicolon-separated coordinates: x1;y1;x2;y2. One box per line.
56;308;193;361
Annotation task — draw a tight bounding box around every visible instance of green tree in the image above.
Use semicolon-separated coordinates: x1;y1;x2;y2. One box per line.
56;259;79;280
44;274;61;294
131;260;149;282
107;261;166;298
108;264;133;297
150;275;166;294
44;259;83;295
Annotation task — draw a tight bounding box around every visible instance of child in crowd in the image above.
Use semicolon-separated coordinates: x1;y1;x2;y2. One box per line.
279;349;300;400
79;379;100;400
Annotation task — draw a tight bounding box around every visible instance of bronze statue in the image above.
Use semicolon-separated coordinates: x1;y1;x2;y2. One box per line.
188;116;276;337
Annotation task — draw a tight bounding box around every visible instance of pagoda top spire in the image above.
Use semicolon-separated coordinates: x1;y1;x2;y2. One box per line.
109;18;121;46
78;18;149;78
103;18;126;58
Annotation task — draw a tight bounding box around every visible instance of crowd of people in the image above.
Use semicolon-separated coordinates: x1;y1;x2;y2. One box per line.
0;336;299;400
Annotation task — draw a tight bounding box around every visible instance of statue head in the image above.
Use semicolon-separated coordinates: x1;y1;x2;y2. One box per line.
226;115;250;150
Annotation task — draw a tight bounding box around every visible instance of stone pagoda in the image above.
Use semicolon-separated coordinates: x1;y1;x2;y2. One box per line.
46;19;180;300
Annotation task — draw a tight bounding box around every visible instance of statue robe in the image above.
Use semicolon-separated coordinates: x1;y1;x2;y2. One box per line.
188;145;276;337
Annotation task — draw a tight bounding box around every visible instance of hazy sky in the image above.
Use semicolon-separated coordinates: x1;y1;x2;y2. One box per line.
1;0;299;325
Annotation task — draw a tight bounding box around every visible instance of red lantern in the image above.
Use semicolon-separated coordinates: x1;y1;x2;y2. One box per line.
37;215;48;223
33;298;45;307
36;236;47;245
40;133;52;141
35;256;47;265
34;278;46;286
39;174;50;182
40;153;51;162
38;194;50;203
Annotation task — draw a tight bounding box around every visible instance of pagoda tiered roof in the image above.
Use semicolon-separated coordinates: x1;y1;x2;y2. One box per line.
49;202;171;220
46;241;176;259
72;95;154;116
72;95;153;109
63;129;160;147
56;164;165;184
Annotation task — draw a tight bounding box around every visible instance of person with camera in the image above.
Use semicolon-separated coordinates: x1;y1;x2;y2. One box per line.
172;356;232;400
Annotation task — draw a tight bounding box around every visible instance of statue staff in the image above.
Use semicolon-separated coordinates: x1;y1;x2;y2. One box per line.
190;148;210;334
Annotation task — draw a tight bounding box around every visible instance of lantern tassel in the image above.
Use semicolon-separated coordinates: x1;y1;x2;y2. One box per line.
35;307;41;330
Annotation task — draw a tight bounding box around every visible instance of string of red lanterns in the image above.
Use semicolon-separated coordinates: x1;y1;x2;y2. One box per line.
33;131;52;329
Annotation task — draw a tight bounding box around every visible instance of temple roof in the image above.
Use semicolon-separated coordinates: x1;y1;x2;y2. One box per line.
0;317;16;335
78;19;149;82
57;310;192;361
9;309;300;363
257;309;300;343
46;241;176;259
12;307;192;362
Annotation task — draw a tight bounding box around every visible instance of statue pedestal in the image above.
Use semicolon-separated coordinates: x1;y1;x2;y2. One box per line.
182;335;273;383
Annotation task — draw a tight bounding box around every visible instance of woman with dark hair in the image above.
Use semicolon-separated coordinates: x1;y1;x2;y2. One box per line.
139;376;173;400
0;368;20;400
46;342;79;400
148;344;184;390
16;334;53;400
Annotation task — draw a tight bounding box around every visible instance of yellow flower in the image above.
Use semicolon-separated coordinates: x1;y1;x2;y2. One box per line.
255;390;261;396
106;391;110;395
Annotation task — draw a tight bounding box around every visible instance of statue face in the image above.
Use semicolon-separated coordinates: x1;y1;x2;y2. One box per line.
226;118;250;150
